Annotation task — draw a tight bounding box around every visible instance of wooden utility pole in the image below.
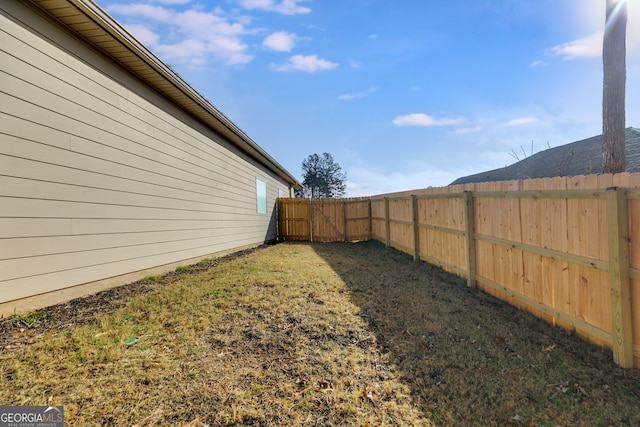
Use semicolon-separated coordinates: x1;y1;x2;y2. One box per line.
602;0;627;173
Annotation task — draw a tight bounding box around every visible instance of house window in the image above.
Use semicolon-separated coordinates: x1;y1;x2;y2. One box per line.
256;178;267;214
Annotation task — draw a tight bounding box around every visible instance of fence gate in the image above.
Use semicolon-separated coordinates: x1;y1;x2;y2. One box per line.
278;198;371;242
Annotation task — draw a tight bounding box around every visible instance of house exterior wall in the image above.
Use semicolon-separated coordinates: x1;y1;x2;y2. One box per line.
0;1;292;313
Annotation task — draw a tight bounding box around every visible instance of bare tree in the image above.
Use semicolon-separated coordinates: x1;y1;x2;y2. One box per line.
602;0;627;173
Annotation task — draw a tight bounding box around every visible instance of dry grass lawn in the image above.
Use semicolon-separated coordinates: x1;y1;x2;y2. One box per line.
1;241;639;426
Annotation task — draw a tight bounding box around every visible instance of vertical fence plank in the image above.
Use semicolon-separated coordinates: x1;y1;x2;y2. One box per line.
607;187;634;368
309;199;314;242
342;201;347;242
384;197;391;247
368;199;373;240
464;191;477;287
412;195;419;261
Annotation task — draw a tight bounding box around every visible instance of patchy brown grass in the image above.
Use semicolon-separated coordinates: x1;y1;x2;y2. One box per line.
1;241;639;426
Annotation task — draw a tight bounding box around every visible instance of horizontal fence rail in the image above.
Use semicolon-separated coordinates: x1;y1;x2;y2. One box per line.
278;173;640;368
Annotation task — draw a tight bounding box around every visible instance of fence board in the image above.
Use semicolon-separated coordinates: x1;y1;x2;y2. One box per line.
370;199;386;241
388;197;413;252
278;198;310;241
607;188;634;367
345;199;371;241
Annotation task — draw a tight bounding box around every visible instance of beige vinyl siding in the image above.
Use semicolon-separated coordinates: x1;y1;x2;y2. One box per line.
0;2;290;306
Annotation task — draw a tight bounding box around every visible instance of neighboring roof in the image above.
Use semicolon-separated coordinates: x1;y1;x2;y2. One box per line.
451;127;640;185
29;0;302;189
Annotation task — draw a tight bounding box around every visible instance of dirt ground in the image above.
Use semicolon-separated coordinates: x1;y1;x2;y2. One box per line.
1;241;639;426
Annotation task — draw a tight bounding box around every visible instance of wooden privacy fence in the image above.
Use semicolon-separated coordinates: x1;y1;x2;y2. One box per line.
278;173;640;368
278;197;371;242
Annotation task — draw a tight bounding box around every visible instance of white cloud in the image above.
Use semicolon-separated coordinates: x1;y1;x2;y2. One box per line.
105;3;253;67
107;3;174;22
123;23;160;46
548;0;640;64
530;60;549;68
337;87;376;100
450;125;482;134
237;0;311;15
158;35;252;67
549;30;603;60
151;0;192;4
272;54;338;72
392;113;465;127
262;31;296;51
504;116;539;126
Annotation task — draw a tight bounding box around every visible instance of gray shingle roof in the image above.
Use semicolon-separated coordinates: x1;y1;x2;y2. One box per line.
451;127;640;185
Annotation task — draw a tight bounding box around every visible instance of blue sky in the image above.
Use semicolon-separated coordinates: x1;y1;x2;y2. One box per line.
95;0;639;196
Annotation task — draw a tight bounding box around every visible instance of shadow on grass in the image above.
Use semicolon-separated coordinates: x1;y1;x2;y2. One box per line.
311;240;640;427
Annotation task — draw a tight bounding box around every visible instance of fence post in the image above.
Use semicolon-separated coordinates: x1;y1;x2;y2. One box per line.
606;187;634;368
384;197;390;247
367;199;372;241
342;201;347;242
463;191;477;288
412;195;420;261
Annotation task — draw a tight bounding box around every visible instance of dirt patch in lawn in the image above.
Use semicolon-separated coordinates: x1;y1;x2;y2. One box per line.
1;241;639;426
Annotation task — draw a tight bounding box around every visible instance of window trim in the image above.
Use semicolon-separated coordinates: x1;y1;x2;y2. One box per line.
256;178;267;214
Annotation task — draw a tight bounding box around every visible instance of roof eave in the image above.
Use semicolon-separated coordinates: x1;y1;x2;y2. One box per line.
32;0;301;188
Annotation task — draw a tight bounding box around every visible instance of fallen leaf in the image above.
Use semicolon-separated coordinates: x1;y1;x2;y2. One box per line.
361;387;377;407
576;384;589;397
506;414;522;424
142;361;160;370
124;337;139;346
542;344;556;353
